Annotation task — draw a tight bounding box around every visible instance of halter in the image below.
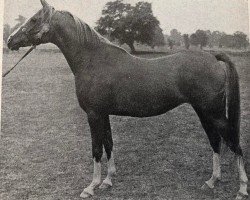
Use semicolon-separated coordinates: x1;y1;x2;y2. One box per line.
23;6;55;39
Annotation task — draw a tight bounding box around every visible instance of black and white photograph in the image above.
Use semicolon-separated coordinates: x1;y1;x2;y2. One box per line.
0;0;249;199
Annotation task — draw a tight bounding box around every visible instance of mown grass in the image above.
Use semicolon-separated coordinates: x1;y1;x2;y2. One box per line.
1;50;249;200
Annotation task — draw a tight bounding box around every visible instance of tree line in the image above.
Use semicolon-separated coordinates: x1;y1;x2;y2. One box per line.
168;29;249;50
95;0;249;52
3;1;249;52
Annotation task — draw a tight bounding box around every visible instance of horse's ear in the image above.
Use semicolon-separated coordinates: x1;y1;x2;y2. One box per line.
40;0;49;8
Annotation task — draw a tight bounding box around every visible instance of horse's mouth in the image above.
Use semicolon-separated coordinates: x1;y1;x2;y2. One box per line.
8;43;20;51
8;41;33;51
10;45;20;51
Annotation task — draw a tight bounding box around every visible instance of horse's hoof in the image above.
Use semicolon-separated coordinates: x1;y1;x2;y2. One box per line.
99;179;112;189
201;184;209;190
80;188;94;198
235;192;248;200
80;191;91;198
99;182;111;189
201;182;214;190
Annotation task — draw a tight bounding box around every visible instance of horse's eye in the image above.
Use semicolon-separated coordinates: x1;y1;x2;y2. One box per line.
22;27;27;32
31;18;37;23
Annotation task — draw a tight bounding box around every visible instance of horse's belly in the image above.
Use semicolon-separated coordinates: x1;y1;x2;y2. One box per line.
111;104;182;117
112;93;184;117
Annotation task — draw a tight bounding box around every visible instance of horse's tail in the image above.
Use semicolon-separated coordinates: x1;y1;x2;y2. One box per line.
214;53;242;155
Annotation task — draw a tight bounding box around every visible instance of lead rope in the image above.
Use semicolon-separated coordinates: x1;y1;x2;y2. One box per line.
2;45;36;77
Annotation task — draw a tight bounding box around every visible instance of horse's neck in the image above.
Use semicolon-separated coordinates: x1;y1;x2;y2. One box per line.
50;12;130;75
55;40;94;75
50;13;97;75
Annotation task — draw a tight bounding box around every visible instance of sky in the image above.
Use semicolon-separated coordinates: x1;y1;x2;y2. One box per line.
3;0;249;36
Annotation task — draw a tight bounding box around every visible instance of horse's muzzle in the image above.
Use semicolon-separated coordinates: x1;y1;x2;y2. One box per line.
7;36;20;51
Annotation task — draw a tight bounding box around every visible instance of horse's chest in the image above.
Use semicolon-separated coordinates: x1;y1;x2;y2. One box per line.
74;75;112;112
74;76;93;110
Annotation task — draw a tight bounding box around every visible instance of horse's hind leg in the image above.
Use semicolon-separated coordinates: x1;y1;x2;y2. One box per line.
194;107;248;199
194;108;222;189
214;116;248;199
207;113;248;199
236;156;248;199
99;116;116;189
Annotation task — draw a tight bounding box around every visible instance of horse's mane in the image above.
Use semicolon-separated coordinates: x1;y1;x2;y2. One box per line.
58;10;127;53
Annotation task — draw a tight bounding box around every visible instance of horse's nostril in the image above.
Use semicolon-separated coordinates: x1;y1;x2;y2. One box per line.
7;36;13;44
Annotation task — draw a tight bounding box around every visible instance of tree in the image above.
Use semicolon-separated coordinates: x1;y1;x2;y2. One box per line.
195;30;208;49
150;26;165;48
233;31;248;49
96;0;164;53
210;31;225;47
3;24;11;44
189;30;208;49
219;32;249;49
190;33;199;46
219;34;235;48
183;34;190;49
167;38;174;50
169;29;182;46
205;30;212;48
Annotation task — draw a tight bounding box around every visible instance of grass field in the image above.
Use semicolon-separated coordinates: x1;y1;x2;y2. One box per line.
1;50;249;200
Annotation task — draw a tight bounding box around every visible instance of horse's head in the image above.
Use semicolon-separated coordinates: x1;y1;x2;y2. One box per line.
7;0;55;50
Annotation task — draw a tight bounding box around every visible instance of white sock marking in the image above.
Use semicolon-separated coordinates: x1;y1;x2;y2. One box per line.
80;159;101;197
237;156;248;196
205;152;221;188
100;152;116;188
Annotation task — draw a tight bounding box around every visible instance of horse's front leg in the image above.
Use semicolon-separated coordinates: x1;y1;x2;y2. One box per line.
80;111;105;198
201;152;221;189
99;116;116;189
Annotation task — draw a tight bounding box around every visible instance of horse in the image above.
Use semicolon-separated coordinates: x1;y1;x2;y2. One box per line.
7;0;248;199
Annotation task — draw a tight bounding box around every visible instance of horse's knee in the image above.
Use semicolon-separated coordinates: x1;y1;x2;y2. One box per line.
103;129;113;160
208;135;221;153
87;111;102;123
230;145;243;156
92;147;103;162
103;141;113;160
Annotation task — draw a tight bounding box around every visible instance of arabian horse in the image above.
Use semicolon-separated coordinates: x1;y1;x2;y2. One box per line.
7;1;248;199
